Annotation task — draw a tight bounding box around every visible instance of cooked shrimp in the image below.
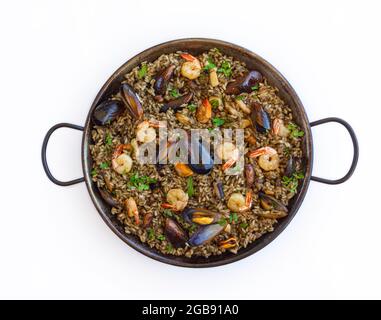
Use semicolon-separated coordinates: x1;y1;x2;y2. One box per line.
162;188;189;211
272;118;290;137
112;144;133;174
136;120;164;143
180;53;202;80
125;197;140;225
216;142;239;171
227;190;252;212
196;99;212;123
248;146;279;171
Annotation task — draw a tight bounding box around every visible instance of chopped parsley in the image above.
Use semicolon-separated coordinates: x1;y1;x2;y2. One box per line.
218;217;227;226
210;99;219;108
91;168;98;177
99;162;109;169
287;122;305;138
187;103;197;112
105;133;113;145
147;228;155;240
166;244;174;253
188;224;197;233
229;212;238;223
240;222;249;229
163;209;173;218
217;61;232;77
186;176;194;197
212;117;225;127
169;88;180;98
128;173;157;191
157;234;166;241
236;95;245;101
203;58;216;71
137;64;147;79
282;172;305;193
251;84;259;91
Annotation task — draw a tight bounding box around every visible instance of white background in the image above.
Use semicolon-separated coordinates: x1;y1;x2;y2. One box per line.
0;0;380;299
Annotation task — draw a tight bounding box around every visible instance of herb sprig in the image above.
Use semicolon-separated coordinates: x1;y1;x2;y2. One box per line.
137;64;147;79
203;58;216;71
169;88;180;98
128;173;157;191
212;117;225;127
287;122;305;138
217;61;232;77
282;172;305;193
187;176;194;197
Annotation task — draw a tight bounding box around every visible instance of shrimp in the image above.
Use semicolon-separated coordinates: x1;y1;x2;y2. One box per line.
125;197;140;225
180;53;202;80
227;190;252;212
248;146;279;171
161;188;189;211
272;118;290;137
216;142;239;171
112;144;133;174
136;120;164;143
196;99;212;123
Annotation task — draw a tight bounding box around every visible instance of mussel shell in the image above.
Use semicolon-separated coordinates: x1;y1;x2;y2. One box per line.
120;83;143;119
187;134;214;175
225;70;263;95
251;102;271;133
214;181;225;200
164;218;188;248
160;92;193;112
258;192;288;213
244;164;255;188
154;65;176;95
188;223;224;247
182;208;220;225
99;188;120;208
92;100;125;126
285;156;302;177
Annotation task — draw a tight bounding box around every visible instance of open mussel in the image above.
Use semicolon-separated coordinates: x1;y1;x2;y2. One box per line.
154;65;175;96
182;208;220;225
258;192;288;213
98;188;120;208
251;102;271;133
120;83;143;119
225;70;263;95
214;181;225;200
160;92;193;113
164;218;188;248
284;156;302;177
188;223;224;247
92;100;125;126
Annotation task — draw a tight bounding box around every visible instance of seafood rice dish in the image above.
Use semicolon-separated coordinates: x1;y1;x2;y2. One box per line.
90;48;305;258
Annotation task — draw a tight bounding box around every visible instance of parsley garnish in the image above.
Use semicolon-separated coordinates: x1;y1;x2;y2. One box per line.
282;172;305;193
210;99;219;108
105;133;113;145
147;228;155;240
137;64;147;79
187;103;197;112
203;58;216;71
236;95;245;101
217;61;232;77
189;224;197;233
218;217;227;226
163;209;173;218
128;173;157;191
240;222;249;229
169;88;180;98
91;168;98;177
229;212;238;223
157;234;166;241
166;244;174;252
99;162;109;169
212;117;225;127
251;84;259;91
187;176;194;197
287;122;305;138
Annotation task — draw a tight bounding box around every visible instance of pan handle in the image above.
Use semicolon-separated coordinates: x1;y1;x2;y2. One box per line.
310;117;359;184
42;123;85;186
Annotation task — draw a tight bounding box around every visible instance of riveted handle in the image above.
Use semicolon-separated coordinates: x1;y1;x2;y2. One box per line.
310;117;359;184
41;123;84;186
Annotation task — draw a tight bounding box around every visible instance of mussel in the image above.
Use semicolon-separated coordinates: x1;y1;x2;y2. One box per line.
160;92;193;112
143;213;153;228
258;192;288;213
188;223;224;247
182;208;220;225
120;83;143;119
225;70;263;95
98;188;120;208
244;164;255;188
92;100;125;126
251;102;271;133
284;156;301;177
164;218;188;248
214;181;225;200
187;133;214;175
154;65;176;95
